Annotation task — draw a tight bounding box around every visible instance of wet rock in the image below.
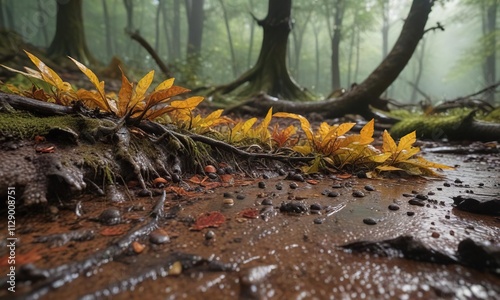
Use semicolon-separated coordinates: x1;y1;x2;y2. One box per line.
149;229;170;244
261;198;273;206
431;232;440;238
364;185;375;191
327;191;339;198
258;181;266;189
310;203;322;210
207;173;218;179
275;183;283;190
444;182;451;187
289;182;299;189
408;199;425;206
313;218;325;224
332;183;343;189
457;238;500;275
352;190;365;198
223;192;233;198
340;235;456;264
33;229;95;247
98;208;122;225
137;189;152;197
415;194;428;200
236;194;246;200
363;218;377;225
223;198;234;206
402;193;414;197
205;230;215;240
279;201;308;214
388;204;400;211
407;211;415;216
452;195;500;215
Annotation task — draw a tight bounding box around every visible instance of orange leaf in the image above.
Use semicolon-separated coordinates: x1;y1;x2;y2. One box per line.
130;70;154;108
101;225;129;236
117;69;133;116
190;211;226;231
25;50;64;89
382;130;397;154
69;56;109;111
396;131;416;153
238;208;260;219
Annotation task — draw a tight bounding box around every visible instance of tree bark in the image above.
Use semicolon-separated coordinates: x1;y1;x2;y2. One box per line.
230;0;434;118
219;0;238;77
47;0;95;65
102;0;114;61
212;0;312;101
482;0;497;103
330;0;344;90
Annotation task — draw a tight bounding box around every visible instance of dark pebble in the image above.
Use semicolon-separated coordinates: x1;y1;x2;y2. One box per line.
402;193;414;197
321;189;331;195
279;201;308;213
310;203;322;210
428;191;435;196
223;192;233;198
313;218;325;224
407;211;415;216
278;168;287;176
408;199;425;206
149;230;170;244
332;183;343;189
291;173;305;182
98;208;121;226
208;173;218;179
327;191;339;198
276;184;283;190
205;230;215;240
262;174;270;179
310;209;321;215
363;218;377;225
137;189;152;197
357;171;367;178
431;232;440;238
388;204;400;211
479;183;484;187
352;190;365;198
289;182;299;189
224;166;234;174
261;198;273;206
364;185;375;191
445;215;450;219
416;194;428;200
443;182;451;187
236;194;246;200
258;181;266;189
171;173;181;183
454;178;463;184
217;168;226;175
437;187;443;191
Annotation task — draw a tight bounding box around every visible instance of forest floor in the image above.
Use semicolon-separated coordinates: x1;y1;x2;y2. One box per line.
0;137;499;299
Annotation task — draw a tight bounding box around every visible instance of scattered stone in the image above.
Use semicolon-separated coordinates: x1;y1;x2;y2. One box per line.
258;181;266;189
137;189;152;197
466;225;475;231
132;241;146;254
364;185;375;191
313;218;325;224
278;168;287;176
98;208;122;226
428;191;435;196
363;218;377;225
457;238;500;275
409;199;425;207
402;193;414;197
452;195;500;215
208;173;218;179
279;201;308;214
149;229;170;244
223;192;233;198
332;183;343;189
356;171;367;178
444;182;451;187
388;204;400;211
478;183;484;187
261;198;273;206
449;230;455;236
437;187;443;191
171;173;182;183
205;230;215;240
310;203;322;210
223;198;234;206
289;182;299;189
236;194;246;200
407;211;415;216
327;191;339;198
224;166;234;174
415;194;428;200
262;174;270;179
431;232;440;238
445;215;450;219
352;190;365;198
454;178;463;184
275;183;283;190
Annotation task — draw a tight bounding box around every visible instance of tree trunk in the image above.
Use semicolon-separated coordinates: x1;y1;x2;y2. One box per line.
330;0;344;90
155;0;163;52
230;0;433;118
47;0;95;65
213;0;312;101
483;0;497;103
172;0;181;60
247;0;256;68
160;0;172;59
185;0;204;58
219;0;237;77
410;38;426;103
102;0;113;61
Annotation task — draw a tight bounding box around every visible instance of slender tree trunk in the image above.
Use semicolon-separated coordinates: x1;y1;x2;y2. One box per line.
155;0;164;52
185;0;204;58
312;20;320;91
0;1;4;29
354;27;360;83
219;0;237;77
123;0;134;31
483;0;497;103
247;0;256;68
410;38;426;103
381;0;390;59
47;0;95;65
346;11;358;87
161;0;172;59
291;10;312;81
172;0;181;60
102;0;114;61
330;0;344;90
37;0;49;45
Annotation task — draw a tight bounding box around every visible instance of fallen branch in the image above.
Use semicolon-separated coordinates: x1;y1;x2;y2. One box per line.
128;30;173;78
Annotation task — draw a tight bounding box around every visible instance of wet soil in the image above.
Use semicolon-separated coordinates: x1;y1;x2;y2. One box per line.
1;153;499;299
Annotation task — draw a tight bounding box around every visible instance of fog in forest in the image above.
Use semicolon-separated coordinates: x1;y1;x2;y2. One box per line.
2;0;498;104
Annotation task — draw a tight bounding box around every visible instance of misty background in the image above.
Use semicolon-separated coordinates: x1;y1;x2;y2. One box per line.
2;0;498;103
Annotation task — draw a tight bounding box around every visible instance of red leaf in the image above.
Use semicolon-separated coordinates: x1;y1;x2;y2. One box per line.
100;225;128;236
35;146;55;153
238;208;260;219
190;211;226;231
306;179;319;185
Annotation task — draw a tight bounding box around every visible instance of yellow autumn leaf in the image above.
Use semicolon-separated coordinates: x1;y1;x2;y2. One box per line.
117;70;133;116
359;119;374;144
273;112;313;142
69;56;110;112
170;96;204;109
396;131;416;153
382;130;397;154
130;70;154;108
1;64;42;80
377;165;403;172
154;78;175;92
25;51;64;89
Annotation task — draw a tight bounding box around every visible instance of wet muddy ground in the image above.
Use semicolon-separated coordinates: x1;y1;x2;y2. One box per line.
1;152;499;299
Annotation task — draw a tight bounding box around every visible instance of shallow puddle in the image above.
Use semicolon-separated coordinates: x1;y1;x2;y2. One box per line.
1;153;499;299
